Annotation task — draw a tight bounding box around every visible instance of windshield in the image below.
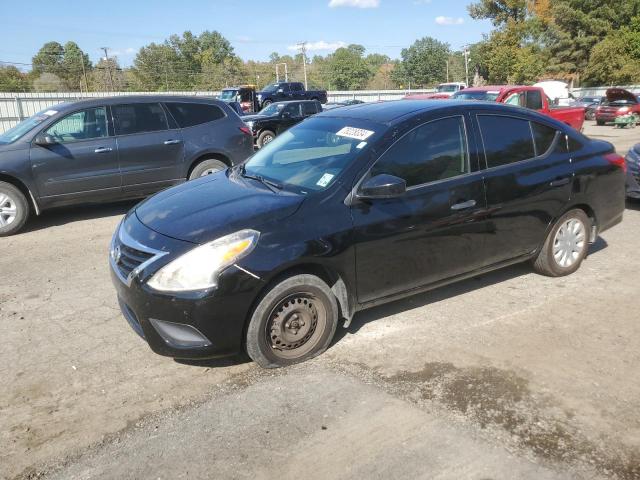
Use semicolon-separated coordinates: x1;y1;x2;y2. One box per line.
242;117;381;193
0;110;55;144
259;103;286;116
219;90;238;101
262;84;280;93
437;84;459;93
452;91;500;101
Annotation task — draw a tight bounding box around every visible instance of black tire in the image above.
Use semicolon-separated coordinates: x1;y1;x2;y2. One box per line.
257;130;276;149
596;119;605;126
188;159;227;180
0;181;29;237
533;209;590;277
245;274;339;368
585;110;595;121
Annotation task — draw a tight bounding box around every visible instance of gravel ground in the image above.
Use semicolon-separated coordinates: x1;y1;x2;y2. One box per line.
0;120;638;480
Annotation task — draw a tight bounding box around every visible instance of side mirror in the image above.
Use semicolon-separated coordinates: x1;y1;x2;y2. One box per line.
282;111;291;118
35;134;57;146
357;174;406;199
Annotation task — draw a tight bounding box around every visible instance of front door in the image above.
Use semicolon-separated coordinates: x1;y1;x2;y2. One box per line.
472;112;573;265
112;103;184;195
277;103;303;134
30;106;121;202
352;114;490;304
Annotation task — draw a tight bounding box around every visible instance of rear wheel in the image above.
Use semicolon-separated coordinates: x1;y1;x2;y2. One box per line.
257;130;276;148
188;159;227;180
533;209;590;277
0;181;29;237
262;100;272;108
245;274;339;368
596;119;605;126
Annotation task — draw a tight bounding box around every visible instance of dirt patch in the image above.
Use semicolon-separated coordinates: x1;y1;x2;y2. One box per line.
386;363;640;479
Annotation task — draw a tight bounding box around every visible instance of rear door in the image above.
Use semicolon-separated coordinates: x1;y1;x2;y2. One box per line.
472;111;573;265
112;102;184;194
30;106;120;201
352;113;490;303
290;83;305;100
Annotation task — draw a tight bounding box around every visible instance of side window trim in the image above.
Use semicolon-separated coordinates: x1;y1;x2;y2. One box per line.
362;114;473;192
39;106;110;144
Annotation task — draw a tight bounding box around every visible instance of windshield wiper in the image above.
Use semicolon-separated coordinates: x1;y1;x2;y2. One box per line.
239;164;283;193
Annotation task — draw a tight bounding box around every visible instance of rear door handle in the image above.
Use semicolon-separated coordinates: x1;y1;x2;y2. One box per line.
164;139;182;145
451;199;477;211
94;147;113;153
550;177;570;187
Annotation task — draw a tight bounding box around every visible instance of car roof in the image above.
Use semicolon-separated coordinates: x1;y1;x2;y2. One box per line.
43;95;226;113
317;99;565;127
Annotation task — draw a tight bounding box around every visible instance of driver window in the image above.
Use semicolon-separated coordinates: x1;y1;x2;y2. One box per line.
45;107;108;143
504;93;523;107
371;116;469;188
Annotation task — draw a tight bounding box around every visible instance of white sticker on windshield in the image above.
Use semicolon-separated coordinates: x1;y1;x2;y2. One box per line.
336;126;374;141
316;173;335;187
43;110;58;116
356;141;367;149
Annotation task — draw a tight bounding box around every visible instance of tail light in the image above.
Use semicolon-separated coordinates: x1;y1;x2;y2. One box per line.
605;153;627;173
239;126;252;136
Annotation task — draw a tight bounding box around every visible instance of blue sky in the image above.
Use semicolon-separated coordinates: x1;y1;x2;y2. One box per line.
1;0;492;68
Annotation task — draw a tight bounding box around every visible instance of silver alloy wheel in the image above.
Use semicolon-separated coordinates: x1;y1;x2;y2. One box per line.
262;134;274;145
0;193;17;227
552;218;586;268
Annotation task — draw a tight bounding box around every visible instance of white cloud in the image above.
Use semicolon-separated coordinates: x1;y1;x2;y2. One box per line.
109;47;136;57
287;40;347;52
413;0;432;4
328;0;380;8
435;16;464;25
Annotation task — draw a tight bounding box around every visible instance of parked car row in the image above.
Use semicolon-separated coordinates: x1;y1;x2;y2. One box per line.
108;100;626;368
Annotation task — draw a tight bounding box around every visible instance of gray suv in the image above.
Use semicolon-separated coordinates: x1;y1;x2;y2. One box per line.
0;96;254;236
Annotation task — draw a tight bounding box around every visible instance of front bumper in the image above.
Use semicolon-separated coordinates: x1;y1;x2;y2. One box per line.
110;213;265;359
626;152;640;199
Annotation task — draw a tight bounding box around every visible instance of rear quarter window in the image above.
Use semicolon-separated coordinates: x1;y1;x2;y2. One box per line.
478;115;536;168
166;102;226;128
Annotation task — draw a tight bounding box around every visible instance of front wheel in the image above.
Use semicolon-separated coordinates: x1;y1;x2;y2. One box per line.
0;181;29;237
188;159;227;180
245;274;339;368
533;209;590;277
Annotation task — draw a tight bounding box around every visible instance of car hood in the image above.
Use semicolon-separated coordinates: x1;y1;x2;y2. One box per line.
243;114;277;122
135;172;304;244
605;88;637;104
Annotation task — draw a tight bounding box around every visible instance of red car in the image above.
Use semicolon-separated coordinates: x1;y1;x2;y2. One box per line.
595;88;640;125
451;85;585;131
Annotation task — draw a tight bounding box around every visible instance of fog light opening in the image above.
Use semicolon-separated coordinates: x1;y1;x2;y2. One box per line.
149;318;212;348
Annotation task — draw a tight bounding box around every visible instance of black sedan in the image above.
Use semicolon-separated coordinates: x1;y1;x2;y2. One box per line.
110;100;626;368
243;100;322;148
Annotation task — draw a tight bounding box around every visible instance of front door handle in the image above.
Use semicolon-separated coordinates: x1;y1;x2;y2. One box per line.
164;139;182;145
94;147;113;153
550;177;570;187
451;199;477;211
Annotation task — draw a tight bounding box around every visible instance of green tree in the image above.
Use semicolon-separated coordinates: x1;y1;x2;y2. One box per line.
61;41;91;91
32;42;66;79
325;44;372;90
0;66;31;92
395;37;450;87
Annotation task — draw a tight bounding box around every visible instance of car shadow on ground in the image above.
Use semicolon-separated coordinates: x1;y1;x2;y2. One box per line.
18;200;139;234
334;237;609;342
626;199;640;211
174;355;252;368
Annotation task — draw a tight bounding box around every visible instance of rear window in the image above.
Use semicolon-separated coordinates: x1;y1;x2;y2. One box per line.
166;102;226;128
302;102;318;115
531;122;558;155
113;103;168;135
525;90;543;110
478;115;535;168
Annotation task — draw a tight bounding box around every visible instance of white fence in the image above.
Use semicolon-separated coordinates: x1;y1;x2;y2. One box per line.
0;89;435;133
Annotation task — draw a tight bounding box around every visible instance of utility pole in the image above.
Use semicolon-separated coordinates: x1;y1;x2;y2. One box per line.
298;42;308;89
100;47;114;92
463;45;470;86
446;59;449;82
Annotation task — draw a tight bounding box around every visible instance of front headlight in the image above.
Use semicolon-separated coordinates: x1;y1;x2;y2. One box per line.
147;229;260;292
